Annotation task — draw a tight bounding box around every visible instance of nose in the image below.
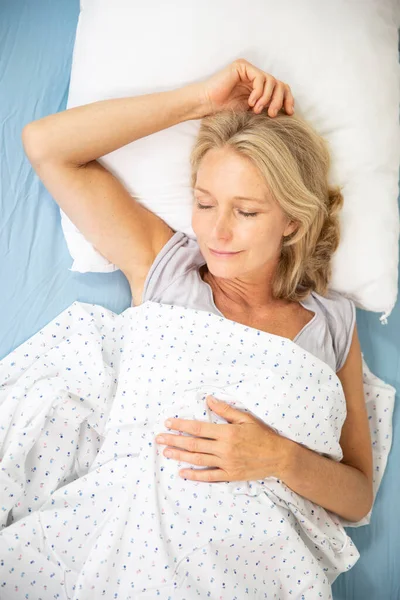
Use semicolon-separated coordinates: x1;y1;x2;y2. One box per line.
211;210;233;241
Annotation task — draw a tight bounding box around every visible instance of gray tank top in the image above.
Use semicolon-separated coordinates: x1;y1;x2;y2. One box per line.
132;231;356;372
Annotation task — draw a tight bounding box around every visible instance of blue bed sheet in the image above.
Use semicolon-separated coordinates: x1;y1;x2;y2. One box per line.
0;2;399;598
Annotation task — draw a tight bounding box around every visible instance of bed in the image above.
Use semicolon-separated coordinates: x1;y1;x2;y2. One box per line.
0;1;399;598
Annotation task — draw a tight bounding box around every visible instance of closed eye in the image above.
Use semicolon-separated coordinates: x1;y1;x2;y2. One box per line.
195;203;258;218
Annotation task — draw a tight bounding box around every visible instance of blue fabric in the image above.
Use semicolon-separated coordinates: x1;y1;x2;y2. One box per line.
0;2;399;598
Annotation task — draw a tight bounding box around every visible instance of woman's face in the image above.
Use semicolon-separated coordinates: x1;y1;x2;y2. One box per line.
192;147;296;281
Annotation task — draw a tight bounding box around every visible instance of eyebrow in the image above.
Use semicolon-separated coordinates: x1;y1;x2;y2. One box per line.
194;186;267;205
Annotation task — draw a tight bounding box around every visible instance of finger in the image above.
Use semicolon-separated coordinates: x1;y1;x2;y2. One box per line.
164;447;221;468
208;397;253;424
157;432;219;455
254;77;277;113
248;73;267;108
180;467;227;482
164;418;230;440
283;84;295;114
267;81;285;117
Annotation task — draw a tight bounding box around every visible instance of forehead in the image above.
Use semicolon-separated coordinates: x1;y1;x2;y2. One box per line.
197;147;259;177
195;149;269;200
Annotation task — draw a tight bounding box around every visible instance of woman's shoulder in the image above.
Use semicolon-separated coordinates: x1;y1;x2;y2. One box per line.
149;230;204;275
308;289;356;325
153;230;199;255
306;289;356;371
138;231;205;305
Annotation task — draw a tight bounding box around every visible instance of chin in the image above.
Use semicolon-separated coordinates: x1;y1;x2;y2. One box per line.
206;260;240;277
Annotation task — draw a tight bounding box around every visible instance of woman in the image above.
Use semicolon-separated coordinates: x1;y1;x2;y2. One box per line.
22;58;372;529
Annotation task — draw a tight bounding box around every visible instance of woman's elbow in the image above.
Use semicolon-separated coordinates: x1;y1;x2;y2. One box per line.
351;488;373;523
360;496;373;521
22;122;47;164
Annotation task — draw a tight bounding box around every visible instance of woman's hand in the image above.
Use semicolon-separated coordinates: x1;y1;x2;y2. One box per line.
155;395;292;482
198;58;295;118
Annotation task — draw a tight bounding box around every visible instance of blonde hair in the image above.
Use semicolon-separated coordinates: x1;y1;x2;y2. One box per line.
189;108;343;302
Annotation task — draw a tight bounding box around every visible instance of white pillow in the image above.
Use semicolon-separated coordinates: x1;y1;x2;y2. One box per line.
65;0;400;320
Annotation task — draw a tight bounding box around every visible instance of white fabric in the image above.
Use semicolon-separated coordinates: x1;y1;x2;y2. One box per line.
0;301;395;598
64;0;400;320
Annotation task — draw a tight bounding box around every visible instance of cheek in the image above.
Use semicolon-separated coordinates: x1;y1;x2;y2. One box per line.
252;219;286;253
192;210;212;237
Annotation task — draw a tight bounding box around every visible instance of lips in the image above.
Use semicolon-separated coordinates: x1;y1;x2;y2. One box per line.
209;248;241;256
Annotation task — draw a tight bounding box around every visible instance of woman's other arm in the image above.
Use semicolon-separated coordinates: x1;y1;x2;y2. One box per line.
280;324;373;522
21;86;207;303
22;84;206;167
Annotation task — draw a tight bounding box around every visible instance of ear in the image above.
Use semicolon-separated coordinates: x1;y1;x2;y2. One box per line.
283;220;298;237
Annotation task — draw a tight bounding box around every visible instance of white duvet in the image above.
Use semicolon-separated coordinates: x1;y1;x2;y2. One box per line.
0;301;395;599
